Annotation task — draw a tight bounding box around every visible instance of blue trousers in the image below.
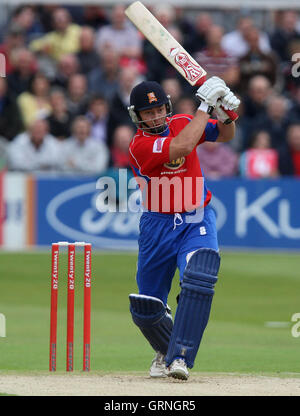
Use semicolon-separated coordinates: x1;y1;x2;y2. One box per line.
136;205;219;305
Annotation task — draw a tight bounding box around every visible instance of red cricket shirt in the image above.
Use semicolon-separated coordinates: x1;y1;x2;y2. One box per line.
129;114;219;213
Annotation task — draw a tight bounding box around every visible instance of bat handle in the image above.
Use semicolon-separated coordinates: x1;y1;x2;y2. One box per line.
195;78;239;123
222;107;239;123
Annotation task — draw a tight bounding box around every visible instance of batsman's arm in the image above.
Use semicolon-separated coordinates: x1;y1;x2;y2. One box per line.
214;91;239;142
169;77;229;160
216;120;236;143
169;110;210;161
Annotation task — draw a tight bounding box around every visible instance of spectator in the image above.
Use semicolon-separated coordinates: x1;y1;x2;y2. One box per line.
7;119;62;172
174;5;195;40
168;26;183;46
143;8;185;80
242;75;272;120
76;26;100;75
108;124;135;205
107;66;140;144
29;7;82;61
0;77;24;141
142;39;168;83
17;72;52;128
278;122;300;176
110;124;134;169
142;5;181;82
35;5;59;33
52;53;79;90
0;136;7;169
95;4;142;61
63;6;85;26
62;116;109;174
7;47;37;96
66;73;89;118
195;24;239;90
251;94;290;150
241;75;273;148
221;17;271;58
173;7;196;48
290;87;300;121
174;95;197;115
47;88;73;140
85;94;109;145
153;4;176;30
10;5;44;44
239;27;278;90
270;10;300;63
82;6;109;30
239;130;279;178
184;12;213;54
161;78;183;114
197;141;238;179
143;25;185;83
0;23;25;75
88;47;120;101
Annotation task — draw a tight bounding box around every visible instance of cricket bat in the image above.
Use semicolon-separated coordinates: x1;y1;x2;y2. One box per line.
125;1;238;122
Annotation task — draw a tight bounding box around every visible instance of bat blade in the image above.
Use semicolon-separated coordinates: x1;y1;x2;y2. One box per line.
125;1;206;86
125;1;238;122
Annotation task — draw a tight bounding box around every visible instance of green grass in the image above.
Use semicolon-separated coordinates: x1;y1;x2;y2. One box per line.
0;250;299;375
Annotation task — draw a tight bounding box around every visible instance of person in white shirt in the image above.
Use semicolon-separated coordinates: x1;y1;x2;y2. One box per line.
7;118;63;172
62;115;109;174
95;4;142;60
221;17;271;58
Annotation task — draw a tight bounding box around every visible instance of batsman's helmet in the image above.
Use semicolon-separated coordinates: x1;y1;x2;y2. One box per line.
130;81;169;111
128;81;172;133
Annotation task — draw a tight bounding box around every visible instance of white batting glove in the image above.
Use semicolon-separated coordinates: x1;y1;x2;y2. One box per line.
221;88;240;111
196;76;227;114
214;100;231;123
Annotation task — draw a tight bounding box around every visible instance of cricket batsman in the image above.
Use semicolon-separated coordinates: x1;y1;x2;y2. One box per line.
127;77;240;380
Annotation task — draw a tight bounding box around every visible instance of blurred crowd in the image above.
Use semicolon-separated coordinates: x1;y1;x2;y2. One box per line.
0;3;300;180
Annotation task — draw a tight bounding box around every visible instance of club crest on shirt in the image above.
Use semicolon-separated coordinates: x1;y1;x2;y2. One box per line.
164;157;185;170
147;92;157;104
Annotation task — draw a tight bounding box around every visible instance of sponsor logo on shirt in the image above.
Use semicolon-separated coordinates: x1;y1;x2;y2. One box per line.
164;157;185;170
153;137;166;153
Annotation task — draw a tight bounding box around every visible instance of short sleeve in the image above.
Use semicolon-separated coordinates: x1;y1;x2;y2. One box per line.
129;135;173;176
198;119;219;144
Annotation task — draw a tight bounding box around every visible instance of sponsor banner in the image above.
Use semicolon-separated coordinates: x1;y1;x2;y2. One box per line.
1;173;300;250
36;175;300;250
208;178;300;249
0;172;35;249
36;176;141;250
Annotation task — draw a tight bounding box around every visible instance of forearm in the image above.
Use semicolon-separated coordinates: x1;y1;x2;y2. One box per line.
29;34;50;52
169;76;239;158
169;110;210;160
216;120;235;142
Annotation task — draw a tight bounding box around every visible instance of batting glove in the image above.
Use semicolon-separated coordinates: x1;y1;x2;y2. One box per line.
196;76;227;114
214;100;231;124
221;88;240;111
